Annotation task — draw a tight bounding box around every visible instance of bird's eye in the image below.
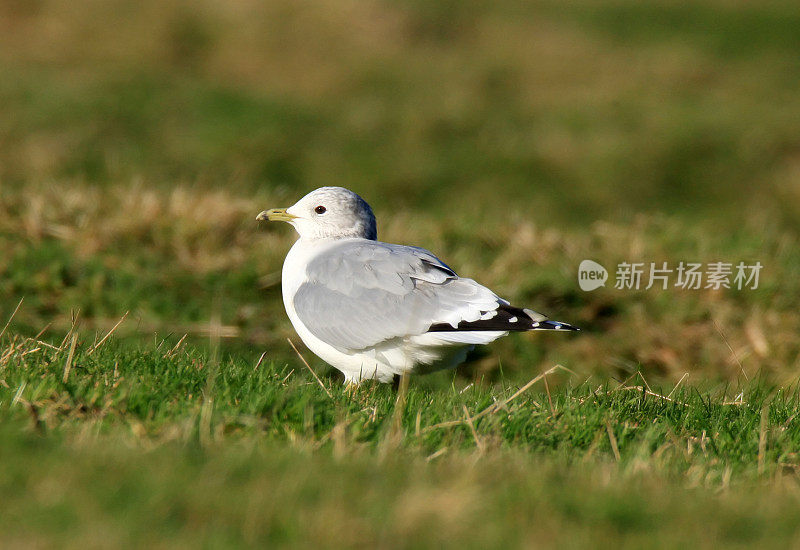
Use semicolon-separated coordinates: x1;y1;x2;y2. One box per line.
314;205;327;214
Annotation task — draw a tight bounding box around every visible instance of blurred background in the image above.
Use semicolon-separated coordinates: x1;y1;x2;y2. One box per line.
1;0;799;383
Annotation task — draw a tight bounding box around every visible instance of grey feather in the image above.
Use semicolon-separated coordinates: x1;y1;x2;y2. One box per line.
293;239;502;351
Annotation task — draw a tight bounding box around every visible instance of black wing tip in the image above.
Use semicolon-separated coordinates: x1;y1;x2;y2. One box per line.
426;304;581;333
533;320;581;332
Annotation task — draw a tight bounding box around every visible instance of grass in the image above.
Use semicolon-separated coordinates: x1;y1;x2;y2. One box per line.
2;0;800;546
3;332;800;547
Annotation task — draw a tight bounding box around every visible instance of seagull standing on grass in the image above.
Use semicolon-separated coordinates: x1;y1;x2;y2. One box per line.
257;187;578;384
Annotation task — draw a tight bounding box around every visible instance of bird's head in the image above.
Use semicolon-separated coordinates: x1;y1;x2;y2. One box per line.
257;186;377;241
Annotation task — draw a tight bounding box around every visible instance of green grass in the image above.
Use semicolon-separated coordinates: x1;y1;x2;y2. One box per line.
3;0;800;546
2;335;800;547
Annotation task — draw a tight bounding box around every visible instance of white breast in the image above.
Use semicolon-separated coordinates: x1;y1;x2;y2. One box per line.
281;239;393;382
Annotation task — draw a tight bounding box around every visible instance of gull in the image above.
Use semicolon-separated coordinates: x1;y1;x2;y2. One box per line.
257;187;578;384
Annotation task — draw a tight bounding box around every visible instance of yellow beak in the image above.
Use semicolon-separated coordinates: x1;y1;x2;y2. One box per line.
256;208;297;222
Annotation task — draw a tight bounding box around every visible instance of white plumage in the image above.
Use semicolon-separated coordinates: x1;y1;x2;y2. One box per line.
257;187;578;384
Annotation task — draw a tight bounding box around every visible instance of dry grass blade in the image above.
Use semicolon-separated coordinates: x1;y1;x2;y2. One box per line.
722;391;747;406
614;385;688;405
636;371;654;393
426;447;448;462
24;322;58;350
714;319;749;381
287;338;332;398
606;421;621;462
60;310;81;350
62;333;78;384
87;312;128;355
279;369;295;384
254;351;268;371
32;322;51;341
0;340;18;367
420;419;465;433
0;297;24;341
164;334;188;358
666;373;689;400
462;404;485;453
20;347;41;357
475;364;565;420
422;364;568;433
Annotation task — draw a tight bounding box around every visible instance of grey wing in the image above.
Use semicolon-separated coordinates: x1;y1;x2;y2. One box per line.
293;240;503;352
